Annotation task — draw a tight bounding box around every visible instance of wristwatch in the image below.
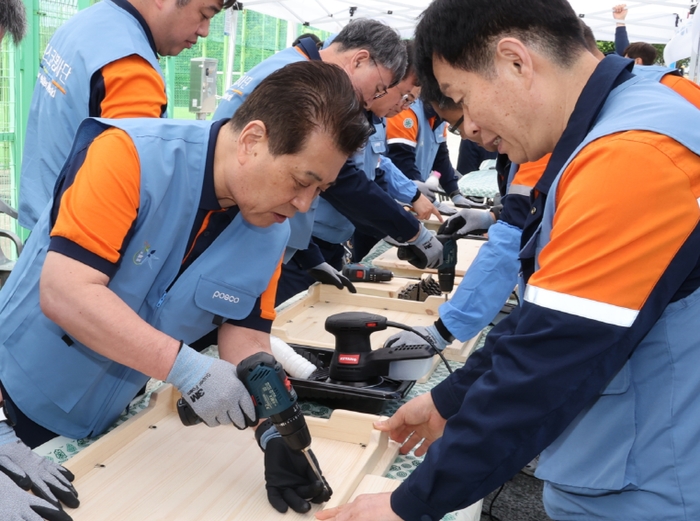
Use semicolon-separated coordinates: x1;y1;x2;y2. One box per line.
0;400;15;426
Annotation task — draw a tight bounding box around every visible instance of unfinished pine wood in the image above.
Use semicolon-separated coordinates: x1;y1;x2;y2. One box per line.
339;475;483;521
372;238;485;280
272;284;475;365
63;385;399;520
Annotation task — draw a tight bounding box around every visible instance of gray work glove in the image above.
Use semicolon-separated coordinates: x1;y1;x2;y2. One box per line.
166;343;257;429
449;191;473;208
433;200;458;216
384;324;450;353
413;180;436;202
307;262;357;294
438;208;495;238
387;225;444;269
0;471;73;521
0;422;79;510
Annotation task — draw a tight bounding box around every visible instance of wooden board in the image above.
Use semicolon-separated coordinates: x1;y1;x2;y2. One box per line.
372;238;485;280
272;284;477;364
347;476;482;521
64;385;399;520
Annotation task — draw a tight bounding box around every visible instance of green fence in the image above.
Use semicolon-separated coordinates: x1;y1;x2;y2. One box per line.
0;0;329;243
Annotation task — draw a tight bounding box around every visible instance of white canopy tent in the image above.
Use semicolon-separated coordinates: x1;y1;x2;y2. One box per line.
222;0;696;87
240;0;694;43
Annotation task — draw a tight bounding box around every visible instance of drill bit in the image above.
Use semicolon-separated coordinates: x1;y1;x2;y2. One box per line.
302;447;329;493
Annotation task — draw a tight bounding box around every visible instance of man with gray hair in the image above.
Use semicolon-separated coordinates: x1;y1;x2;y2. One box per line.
0;0;27;43
215;19;444;305
18;0;237;231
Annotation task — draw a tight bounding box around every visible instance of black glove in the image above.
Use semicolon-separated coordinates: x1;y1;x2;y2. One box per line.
307;262;357;294
256;420;332;513
0;471;73;521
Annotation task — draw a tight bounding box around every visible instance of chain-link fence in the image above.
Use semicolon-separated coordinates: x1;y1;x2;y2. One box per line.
1;0;330;242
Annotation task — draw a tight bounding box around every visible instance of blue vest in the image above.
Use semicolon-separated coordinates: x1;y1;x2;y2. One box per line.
312;117;386;244
214;46;317;256
18;0;164;230
633;63;678;82
412;99;447;181
0;118;289;439
523;76;700;519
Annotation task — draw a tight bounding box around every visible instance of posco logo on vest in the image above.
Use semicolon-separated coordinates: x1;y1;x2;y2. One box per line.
213;291;240;303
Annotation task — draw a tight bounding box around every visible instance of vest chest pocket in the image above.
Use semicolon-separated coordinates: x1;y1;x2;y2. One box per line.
194;276;258;320
370;139;386;154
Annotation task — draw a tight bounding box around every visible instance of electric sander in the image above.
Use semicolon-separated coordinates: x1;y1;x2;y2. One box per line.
325;312;437;386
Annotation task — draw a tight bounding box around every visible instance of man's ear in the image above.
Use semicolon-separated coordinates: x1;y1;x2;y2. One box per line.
634;57;644;65
351;48;371;70
237;120;267;163
494;37;534;88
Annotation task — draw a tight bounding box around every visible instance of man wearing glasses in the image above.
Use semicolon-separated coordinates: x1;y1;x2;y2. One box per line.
385;84;472;208
215;19;444;306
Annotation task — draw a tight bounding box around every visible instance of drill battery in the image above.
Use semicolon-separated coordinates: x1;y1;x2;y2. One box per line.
342;264;393;283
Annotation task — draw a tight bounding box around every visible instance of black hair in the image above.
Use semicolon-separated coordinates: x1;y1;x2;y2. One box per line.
623;42;657;65
1;0;27;44
231;61;371;157
414;0;588;98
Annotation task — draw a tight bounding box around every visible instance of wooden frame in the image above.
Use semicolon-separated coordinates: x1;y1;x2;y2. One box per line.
372;239;485;280
351;275;463;300
64;385;400;520
273;284;477;364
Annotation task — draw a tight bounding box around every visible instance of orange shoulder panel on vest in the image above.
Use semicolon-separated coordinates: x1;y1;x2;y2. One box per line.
260;258;283;320
386;109;419;146
100;54;166;119
660;74;700;110
513;153;550;189
51;128;141;264
531;131;700;311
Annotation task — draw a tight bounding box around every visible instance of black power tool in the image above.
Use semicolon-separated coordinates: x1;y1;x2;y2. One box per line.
341;263;393;282
325;312;436;386
176;352;328;493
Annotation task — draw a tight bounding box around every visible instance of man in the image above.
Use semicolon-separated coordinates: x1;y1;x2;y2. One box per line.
385;90;471;208
0;61;370;521
300;39;441;294
612;4;657;65
18;0;236;230
0;0;26;43
317;0;700;520
214;20;444;303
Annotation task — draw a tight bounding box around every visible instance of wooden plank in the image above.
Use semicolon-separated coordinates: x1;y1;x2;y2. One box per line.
64;385;399;520
272;284;475;364
372;238;485;279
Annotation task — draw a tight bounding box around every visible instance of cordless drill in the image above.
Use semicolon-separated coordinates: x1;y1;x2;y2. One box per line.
176;352;328;492
341;263;393;282
436;234;458;299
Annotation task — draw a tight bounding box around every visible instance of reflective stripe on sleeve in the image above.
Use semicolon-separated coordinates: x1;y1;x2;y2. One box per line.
524;284;638;327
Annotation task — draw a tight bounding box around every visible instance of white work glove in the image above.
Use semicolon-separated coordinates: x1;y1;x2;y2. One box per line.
166;343;257;429
384;324;450;352
413;180;436;202
438;208;494;238
386;225;444;269
0;422;79;511
0;471;73;521
307;262;357;294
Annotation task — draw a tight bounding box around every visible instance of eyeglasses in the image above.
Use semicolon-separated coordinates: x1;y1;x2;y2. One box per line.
447;115;464;136
371;58;389;100
400;93;417;108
